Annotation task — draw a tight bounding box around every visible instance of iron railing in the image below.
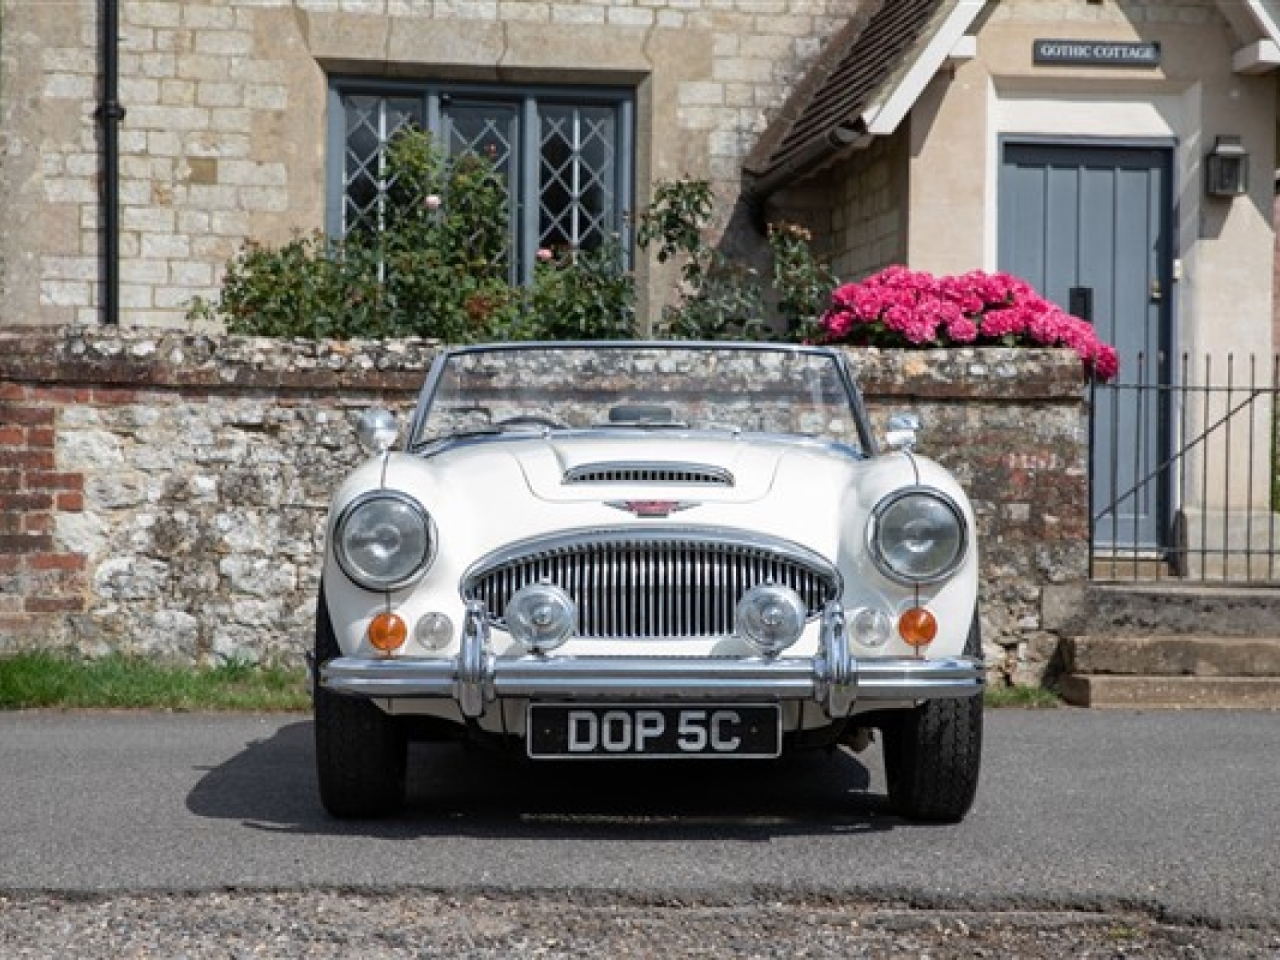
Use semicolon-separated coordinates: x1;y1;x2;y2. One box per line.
1090;353;1280;583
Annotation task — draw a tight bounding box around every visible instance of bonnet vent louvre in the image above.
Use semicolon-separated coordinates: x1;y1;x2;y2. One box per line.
564;462;734;486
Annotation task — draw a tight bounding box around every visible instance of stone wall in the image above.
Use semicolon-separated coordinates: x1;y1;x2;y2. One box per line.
855;347;1090;685
824;129;910;283
0;329;1088;685
0;329;433;666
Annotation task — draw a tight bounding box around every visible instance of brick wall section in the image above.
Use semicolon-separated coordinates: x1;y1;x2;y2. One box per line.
0;381;89;629
0;329;436;663
0;329;1087;685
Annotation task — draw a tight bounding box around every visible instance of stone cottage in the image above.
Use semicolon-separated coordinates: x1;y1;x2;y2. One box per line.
3;1;1275;351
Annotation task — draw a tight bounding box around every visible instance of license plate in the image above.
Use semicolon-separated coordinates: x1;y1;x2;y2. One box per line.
527;704;781;759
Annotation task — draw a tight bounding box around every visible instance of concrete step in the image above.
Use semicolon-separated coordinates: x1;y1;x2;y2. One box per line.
1064;636;1280;678
1058;675;1280;709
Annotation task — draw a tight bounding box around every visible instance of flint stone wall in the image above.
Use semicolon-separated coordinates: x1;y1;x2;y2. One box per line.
0;329;1087;685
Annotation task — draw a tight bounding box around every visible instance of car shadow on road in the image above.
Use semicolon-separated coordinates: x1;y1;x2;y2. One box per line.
187;720;902;839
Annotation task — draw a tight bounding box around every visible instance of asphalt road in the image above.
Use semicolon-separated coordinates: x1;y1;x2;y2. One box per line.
0;708;1277;929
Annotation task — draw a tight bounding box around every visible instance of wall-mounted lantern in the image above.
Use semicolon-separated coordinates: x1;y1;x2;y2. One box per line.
1205;135;1250;198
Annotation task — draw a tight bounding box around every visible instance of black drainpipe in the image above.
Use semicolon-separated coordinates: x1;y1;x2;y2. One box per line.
97;0;124;325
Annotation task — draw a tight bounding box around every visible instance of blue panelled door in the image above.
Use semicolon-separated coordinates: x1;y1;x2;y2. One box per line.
998;142;1174;551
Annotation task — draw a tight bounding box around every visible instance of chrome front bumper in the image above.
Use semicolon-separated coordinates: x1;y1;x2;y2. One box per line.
320;603;985;719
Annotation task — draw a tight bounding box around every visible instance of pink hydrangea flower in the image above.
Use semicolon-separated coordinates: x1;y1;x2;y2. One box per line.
945;316;979;343
816;266;1120;381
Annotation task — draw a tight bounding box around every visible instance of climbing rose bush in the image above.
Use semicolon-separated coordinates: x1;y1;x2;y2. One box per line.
813;266;1120;381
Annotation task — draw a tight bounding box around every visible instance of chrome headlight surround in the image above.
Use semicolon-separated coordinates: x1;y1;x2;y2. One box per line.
868;487;968;585
333;490;435;592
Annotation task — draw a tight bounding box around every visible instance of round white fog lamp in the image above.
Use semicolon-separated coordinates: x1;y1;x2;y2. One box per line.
506;583;576;653
736;584;807;657
850;607;892;649
414;612;454;651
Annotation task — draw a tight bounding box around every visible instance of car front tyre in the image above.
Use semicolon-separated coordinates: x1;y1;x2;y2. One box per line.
882;614;983;823
314;591;408;818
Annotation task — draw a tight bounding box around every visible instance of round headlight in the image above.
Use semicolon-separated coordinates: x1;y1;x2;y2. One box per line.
736;584;807;656
506;583;576;653
869;488;967;584
334;491;434;591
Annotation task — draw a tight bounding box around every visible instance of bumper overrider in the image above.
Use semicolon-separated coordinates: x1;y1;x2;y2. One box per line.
321;602;985;718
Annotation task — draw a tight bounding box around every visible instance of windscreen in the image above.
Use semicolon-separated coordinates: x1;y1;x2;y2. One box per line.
414;344;867;450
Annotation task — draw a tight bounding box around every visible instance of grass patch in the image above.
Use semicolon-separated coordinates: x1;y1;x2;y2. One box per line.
2;651;1057;713
0;653;310;712
984;684;1061;708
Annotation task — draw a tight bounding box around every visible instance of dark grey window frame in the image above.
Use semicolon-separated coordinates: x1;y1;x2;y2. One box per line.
326;77;635;285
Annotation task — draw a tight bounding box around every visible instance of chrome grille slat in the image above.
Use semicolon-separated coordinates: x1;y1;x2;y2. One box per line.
463;528;839;640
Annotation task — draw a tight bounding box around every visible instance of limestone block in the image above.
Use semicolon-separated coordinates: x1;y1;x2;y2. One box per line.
85;471;153;510
213;512;268;554
219;556;298;598
147;609;201;655
59;429;124;468
94;557;171;601
209;623;274;666
229;596;288;628
56;512;109;559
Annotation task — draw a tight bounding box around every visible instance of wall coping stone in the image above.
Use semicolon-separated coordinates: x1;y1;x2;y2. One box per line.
0;327;443;394
0;327;1087;400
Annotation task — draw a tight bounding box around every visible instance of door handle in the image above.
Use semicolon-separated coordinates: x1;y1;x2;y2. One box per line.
1069;286;1093;322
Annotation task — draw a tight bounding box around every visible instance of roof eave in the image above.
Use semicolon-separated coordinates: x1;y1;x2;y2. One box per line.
1219;0;1280;72
862;0;985;137
745;120;874;205
746;0;988;203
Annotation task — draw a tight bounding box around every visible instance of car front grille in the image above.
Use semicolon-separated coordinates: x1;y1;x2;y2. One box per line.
462;527;839;640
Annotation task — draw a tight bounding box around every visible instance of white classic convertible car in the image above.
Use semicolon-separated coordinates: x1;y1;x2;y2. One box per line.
314;342;984;821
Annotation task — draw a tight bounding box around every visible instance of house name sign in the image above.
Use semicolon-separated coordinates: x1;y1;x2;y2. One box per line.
1033;39;1161;68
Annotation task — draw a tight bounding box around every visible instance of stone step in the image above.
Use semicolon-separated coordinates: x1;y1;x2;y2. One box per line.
1064;636;1280;678
1058;675;1280;709
1043;583;1280;638
1089;557;1172;581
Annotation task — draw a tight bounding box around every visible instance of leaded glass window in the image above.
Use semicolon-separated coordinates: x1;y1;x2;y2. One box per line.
328;80;634;283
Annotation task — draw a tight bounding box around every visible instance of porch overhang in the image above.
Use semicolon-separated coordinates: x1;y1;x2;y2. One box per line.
1215;0;1280;73
745;0;1280;206
743;0;987;204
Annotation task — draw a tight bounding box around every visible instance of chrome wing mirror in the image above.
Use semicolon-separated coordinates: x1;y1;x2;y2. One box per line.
884;412;921;452
356;408;399;455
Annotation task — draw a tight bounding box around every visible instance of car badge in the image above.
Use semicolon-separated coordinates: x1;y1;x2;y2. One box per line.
606;500;700;518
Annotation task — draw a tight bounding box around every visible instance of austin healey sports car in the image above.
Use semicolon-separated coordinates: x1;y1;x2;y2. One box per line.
313;341;984;821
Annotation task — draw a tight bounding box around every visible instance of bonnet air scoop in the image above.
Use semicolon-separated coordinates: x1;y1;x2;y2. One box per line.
563;462;735;487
